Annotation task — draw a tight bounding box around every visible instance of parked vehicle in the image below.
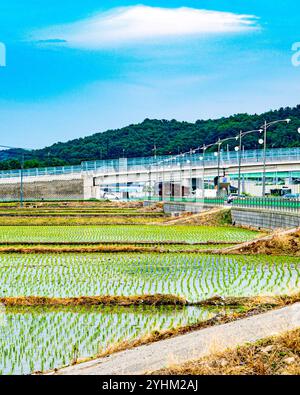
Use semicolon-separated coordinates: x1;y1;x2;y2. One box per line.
282;193;300;200
227;193;246;204
102;192;120;201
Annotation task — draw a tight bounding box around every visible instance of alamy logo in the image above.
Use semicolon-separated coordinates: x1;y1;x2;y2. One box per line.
0;42;6;67
292;42;300;67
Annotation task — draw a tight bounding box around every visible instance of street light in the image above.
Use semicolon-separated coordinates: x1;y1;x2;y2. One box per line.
234;129;263;195
200;142;216;199
201;136;238;198
215;136;240;195
261;119;291;197
0;144;32;207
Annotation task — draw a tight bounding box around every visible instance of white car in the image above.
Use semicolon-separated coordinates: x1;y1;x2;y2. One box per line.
103;192;119;201
227;194;245;204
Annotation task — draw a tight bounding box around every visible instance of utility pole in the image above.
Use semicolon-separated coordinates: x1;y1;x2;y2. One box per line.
262;120;267;197
20;153;24;208
237;131;242;195
217;139;221;195
201;145;206;200
153;145;157;159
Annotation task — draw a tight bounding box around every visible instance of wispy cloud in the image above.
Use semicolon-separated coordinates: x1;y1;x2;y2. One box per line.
32;5;259;50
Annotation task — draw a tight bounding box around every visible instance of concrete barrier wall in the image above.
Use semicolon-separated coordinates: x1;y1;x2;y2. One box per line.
0;179;84;201
232;208;300;230
163;202;208;214
161;202;300;230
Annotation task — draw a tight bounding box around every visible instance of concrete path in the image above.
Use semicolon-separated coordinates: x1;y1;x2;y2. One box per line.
49;303;300;375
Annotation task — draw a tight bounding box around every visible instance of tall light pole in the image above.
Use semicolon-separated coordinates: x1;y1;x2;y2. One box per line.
201;136;238;198
200;142;216;199
234;129;263;195
216;139;222;194
20;153;24;208
152;145;157;159
215;136;240;196
262;120;268;197
0;144;33;207
261;119;291;197
201;145;207;200
236;131;242;195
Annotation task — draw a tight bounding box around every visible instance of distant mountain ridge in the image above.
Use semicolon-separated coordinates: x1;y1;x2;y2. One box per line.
1;105;300;170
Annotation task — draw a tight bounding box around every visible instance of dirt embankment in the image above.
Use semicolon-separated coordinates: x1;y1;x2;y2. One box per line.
139;202;164;213
4;292;300;308
0;294;187;307
224;228;300;256
164;208;232;226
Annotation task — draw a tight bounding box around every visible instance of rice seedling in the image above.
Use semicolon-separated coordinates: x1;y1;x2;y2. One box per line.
0;225;260;244
0;305;213;375
0;253;299;302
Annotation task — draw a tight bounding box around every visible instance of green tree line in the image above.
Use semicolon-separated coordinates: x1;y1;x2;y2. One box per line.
1;105;300;170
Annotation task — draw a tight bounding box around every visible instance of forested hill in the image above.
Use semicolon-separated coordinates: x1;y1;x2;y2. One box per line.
1;105;300;170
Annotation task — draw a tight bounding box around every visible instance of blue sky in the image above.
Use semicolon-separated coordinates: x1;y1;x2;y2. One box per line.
0;0;299;148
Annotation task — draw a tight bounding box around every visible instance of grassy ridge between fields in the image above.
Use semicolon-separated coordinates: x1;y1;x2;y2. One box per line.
3;292;300;308
0;241;238;254
0;294;186;307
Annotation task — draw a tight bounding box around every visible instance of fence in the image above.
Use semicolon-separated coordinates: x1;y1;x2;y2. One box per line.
1;147;300;180
146;196;300;212
232;197;300;212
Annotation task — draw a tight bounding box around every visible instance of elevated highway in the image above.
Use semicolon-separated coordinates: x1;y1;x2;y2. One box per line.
0;147;300;201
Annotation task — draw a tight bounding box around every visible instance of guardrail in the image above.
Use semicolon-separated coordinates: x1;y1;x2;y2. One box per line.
232;197;300;212
142;196;226;205
1;147;300;179
145;196;300;212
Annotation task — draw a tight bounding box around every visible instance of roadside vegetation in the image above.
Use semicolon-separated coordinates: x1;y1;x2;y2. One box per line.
153;328;300;375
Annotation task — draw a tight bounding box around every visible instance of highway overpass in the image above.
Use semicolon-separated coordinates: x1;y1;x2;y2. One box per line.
0;147;300;201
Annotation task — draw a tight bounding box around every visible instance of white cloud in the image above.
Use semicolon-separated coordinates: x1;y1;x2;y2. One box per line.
33;5;259;49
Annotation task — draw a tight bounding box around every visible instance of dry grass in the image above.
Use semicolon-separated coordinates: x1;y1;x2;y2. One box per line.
0;240;237;254
0;294;187;307
227;228;300;256
0;216;165;226
0;245;221;254
0;240;238;246
0;200;145;209
193;292;300;309
153;328;300;375
0;245;166;254
163;208;232;226
139;202;164;213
